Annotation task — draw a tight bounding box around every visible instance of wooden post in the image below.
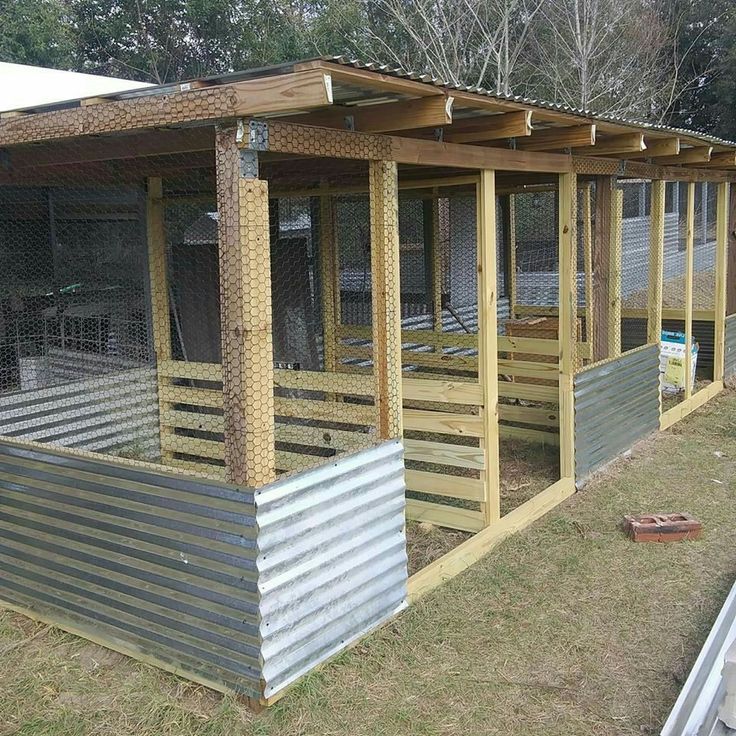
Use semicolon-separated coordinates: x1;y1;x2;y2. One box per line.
477;170;501;525
714;182;730;383
508;194;517;319
215;127;275;487
558;172;577;481
146;177;173;462
581;184;594;357
423;195;443;332
727;187;736;317
684;182;695;400
608;189;623;358
592;176;613;361
647;181;666;346
369;160;403;439
319;193;338;373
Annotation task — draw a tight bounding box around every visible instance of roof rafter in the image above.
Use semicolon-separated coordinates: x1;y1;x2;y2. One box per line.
654;146;713;165
444;111;533;143
516;124;595;151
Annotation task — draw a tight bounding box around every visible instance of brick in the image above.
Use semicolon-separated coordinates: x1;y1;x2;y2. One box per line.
622;513;702;543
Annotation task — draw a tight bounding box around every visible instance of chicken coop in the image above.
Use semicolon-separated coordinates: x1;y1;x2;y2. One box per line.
0;57;734;706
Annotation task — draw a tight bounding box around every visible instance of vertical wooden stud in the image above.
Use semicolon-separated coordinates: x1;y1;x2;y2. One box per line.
684;182;695;400
369;160;403;439
146;177;173;462
592;176;613;361
477;170;501;525
714;182;730;383
558;172;577;481
647;181;666;346
608;189;623;359
508;194;517;319
423;195;443;333
215;127;275;487
319;192;338;373
727;187;736;317
581;184;594;359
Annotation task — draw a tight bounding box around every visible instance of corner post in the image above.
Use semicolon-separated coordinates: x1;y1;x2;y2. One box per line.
608;188;623;358
215;126;275;487
714;182;730;383
478;170;501;525
559;172;577;481
369;160;403;439
684;182;695;400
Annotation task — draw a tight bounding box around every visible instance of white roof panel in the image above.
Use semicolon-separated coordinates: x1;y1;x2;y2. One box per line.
0;62;151;112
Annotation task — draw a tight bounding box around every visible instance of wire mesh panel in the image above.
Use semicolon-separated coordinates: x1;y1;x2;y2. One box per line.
0;162;158;461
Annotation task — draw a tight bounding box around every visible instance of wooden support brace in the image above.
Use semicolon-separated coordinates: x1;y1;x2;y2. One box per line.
684;182;695;400
558;172;577;480
647;181;666;346
592;176;613;361
581;184;594;355
215;127;275;487
714;182;730;382
319;192;338;373
369;160;403;439
477;170;501;525
508;194;517;318
608;189;623;358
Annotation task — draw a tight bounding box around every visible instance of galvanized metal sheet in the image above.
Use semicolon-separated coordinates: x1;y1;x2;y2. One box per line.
0;438;262;697
725;315;736;379
622;319;716;372
574;345;660;484
256;439;407;699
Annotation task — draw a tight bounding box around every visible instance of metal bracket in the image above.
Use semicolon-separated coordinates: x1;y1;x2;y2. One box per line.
239;149;259;179
248;120;269;151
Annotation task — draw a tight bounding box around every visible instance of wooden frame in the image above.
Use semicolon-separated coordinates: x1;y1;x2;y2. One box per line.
608;188;624;358
714;182;730;382
684;182;695;401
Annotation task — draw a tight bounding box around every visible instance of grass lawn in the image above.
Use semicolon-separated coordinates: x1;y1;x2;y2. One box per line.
2;387;736;735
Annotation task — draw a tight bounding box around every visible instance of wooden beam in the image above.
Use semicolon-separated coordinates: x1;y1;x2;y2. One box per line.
306;62;443;98
558;171;577;480
0;70;333;146
146;177;173;464
684;182;695;400
290;95;453;132
626;137;680;159
582;184;594;355
477;169;501;525
575;132;645;156
508;194;517;317
444;111;533;143
714;182;730;382
318;192;338;374
647;181;665;347
215;126;275;487
369;160;403;439
654;146;713;165
592;176;613;361
517;124;595;151
609;189;623;357
691;151;736;168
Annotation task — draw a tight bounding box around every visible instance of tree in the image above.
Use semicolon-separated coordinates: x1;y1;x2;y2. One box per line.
0;0;74;69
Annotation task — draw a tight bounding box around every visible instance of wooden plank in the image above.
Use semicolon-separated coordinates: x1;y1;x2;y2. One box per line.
625;137;680;159
609;188;623;358
498;404;559;426
370;160;403;439
405;468;485;499
692;151;736;168
500;426;560;444
403;408;484;437
582;183;594;356
575;132;645;156
648;181;666;347
407;477;576;601
292;96;453;132
497;335;559;356
684;182;695;400
558;172;577;480
516;124;595;151
402;378;483;405
338;343;478;370
478;169;501;525
444;111;532;143
714;182;730;382
592;176;613;361
404;440;485;471
497;358;560;381
660;381;723;430
654;146;713;165
498;381;559;403
405;498;485;533
215;129;275;487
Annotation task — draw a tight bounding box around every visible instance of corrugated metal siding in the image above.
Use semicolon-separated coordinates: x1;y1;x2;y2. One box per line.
725;315;736;379
0;367;159;458
0;439;261;696
575;345;660;484
256;440;407;699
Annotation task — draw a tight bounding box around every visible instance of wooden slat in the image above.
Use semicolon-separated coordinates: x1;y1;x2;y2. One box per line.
498;404;559;427
405;498;485;533
498;382;559;403
404;440;484;471
405;468;485;500
403;408;484;437
338;344;479;370
402;378;483;405
497;358;560;381
497;335;559;356
500;426;559;445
